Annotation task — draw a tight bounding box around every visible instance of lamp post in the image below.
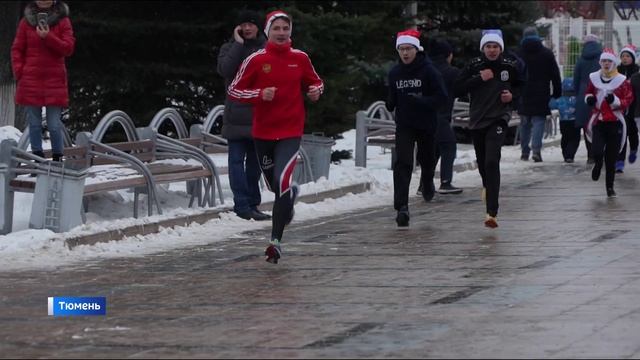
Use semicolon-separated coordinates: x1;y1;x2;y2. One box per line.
604;0;614;48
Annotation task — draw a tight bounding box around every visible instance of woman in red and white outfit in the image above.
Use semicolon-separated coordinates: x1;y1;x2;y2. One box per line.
585;48;634;197
228;10;324;264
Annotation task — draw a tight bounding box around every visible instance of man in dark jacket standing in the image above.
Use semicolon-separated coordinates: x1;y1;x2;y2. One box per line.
517;26;562;162
217;10;270;221
386;29;447;228
574;34;603;164
428;38;463;194
455;30;524;228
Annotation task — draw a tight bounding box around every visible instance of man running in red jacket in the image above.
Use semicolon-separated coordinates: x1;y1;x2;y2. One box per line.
228;10;324;264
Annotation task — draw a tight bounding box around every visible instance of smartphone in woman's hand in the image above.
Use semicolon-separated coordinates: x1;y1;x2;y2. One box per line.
37;12;48;27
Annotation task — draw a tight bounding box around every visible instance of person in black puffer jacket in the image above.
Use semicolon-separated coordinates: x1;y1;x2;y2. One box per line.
386;29;447;228
615;45;640;173
516;26;562;163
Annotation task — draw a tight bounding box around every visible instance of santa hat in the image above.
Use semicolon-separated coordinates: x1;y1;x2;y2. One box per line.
396;29;423;51
264;10;291;36
480;29;504;51
620;44;637;63
600;48;620;65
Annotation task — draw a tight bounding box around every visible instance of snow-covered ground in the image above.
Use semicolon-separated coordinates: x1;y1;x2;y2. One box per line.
0;126;570;271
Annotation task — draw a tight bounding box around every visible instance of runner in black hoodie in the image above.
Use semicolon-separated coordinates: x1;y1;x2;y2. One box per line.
386;29;447;228
454;30;524;228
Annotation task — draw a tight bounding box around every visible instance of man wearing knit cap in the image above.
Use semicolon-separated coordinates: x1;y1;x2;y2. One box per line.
584;48;634;198
454;29;524;228
228;10;324;264
386;29;447;228
615;44;640;172
217;9;269;222
423;38;463;195
574;34;603;165
516;26;562;163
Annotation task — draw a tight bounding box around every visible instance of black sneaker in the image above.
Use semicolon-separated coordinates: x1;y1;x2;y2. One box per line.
520;153;529;161
236;211;253;220
607;187;617;198
438;183;463;194
532;152;543;162
250;209;271;221
592;160;603;181
396;206;409;228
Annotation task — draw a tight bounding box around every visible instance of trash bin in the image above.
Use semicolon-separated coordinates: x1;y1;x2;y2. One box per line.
29;161;88;233
294;133;336;184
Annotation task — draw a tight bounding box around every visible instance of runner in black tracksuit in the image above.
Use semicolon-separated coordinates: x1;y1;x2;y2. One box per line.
386;29;447;227
454;32;523;228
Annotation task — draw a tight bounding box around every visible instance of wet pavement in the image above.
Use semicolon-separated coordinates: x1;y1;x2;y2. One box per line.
3;155;640;358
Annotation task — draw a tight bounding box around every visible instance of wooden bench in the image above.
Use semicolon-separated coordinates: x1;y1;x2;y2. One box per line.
8;132;223;221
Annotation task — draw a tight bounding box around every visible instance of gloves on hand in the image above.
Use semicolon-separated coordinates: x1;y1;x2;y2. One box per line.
606;93;615;104
586;96;596;106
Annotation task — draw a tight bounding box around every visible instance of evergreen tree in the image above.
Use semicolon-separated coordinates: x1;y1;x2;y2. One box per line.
59;1;542;139
416;0;543;69
67;0;231;135
0;1;22;127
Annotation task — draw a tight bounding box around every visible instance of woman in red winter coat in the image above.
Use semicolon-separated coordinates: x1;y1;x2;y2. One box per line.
11;0;75;161
585;48;634;197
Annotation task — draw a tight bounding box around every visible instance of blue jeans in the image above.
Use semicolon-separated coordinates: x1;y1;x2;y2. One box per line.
228;139;262;215
25;106;64;154
519;115;546;155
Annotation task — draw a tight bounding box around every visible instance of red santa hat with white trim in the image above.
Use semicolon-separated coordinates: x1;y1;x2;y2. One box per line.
396;29;423;51
600;48;620;65
264;10;291;37
620;44;637;63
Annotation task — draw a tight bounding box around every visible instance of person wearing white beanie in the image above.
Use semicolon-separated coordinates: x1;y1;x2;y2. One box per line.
479;29;504;51
454;28;524;228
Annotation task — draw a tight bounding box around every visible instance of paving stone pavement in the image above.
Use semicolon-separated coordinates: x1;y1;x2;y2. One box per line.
3;155;640;358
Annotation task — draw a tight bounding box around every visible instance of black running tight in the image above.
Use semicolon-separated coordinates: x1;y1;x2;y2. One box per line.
471;120;507;217
254;137;301;242
592;121;622;189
